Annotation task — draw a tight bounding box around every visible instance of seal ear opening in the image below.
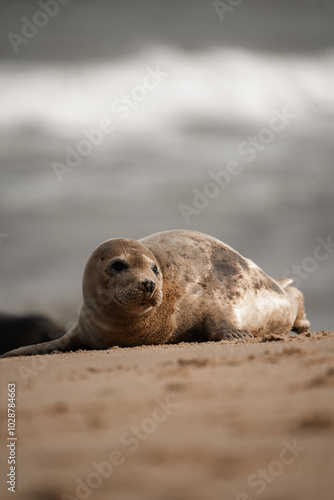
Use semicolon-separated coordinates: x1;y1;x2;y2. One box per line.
275;278;293;289
0;325;85;358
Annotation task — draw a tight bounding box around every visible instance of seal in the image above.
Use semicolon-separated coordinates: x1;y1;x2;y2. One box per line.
0;313;64;355
1;230;310;357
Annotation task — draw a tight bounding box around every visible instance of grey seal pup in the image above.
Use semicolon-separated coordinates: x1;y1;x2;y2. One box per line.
0;313;64;355
1;230;310;357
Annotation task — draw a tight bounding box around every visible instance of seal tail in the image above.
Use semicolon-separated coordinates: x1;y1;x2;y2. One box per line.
0;324;86;358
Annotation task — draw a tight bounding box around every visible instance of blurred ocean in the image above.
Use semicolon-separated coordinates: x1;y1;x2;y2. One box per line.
2;47;334;132
0;1;333;332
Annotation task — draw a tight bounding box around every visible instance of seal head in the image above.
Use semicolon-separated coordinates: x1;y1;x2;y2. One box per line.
83;238;163;314
77;239;164;348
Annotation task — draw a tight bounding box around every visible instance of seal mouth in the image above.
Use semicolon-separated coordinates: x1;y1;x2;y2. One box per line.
113;296;154;313
113;297;127;308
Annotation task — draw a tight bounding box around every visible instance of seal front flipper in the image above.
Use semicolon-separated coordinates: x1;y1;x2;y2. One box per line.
221;330;253;340
1;324;86;358
203;318;253;342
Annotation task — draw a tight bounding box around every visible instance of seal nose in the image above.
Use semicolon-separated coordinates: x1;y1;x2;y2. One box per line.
142;280;155;294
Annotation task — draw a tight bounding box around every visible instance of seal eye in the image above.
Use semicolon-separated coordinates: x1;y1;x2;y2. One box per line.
152;264;159;275
110;260;129;273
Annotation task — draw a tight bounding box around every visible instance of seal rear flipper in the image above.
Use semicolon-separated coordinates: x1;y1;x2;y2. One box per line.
275;278;293;289
0;325;86;358
284;285;310;334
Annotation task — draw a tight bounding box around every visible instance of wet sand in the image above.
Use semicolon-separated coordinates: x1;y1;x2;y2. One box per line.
1;331;334;500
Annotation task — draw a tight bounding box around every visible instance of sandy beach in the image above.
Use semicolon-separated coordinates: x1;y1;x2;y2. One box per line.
1;331;334;500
